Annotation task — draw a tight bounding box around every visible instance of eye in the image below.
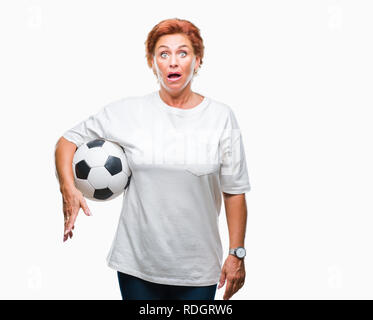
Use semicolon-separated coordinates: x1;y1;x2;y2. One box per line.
160;51;187;58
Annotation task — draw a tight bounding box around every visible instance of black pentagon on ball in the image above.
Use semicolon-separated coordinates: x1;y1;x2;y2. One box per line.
87;139;105;148
94;188;114;200
105;156;122;175
75;160;91;179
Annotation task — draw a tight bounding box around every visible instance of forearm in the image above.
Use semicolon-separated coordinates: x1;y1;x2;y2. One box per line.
223;193;247;248
55;137;77;193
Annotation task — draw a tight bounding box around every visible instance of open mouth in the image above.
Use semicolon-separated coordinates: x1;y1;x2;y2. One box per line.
167;73;182;81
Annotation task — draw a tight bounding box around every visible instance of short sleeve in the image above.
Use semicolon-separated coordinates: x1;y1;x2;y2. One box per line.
62;105;110;148
219;108;251;194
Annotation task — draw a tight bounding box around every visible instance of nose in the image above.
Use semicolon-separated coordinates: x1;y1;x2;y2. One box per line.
169;53;179;67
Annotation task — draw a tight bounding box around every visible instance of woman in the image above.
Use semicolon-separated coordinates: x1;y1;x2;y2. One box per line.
55;18;251;300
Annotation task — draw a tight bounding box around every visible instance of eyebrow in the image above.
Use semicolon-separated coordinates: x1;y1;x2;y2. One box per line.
157;45;190;50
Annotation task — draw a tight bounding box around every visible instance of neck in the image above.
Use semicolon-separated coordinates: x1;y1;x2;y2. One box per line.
159;86;196;108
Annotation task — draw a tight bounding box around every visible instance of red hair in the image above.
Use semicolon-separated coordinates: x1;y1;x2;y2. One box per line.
145;18;205;71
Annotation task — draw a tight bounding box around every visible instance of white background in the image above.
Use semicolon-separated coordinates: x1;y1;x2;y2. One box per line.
0;0;372;299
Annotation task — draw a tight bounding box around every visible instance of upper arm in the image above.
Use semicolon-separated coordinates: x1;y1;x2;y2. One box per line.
219;108;251;194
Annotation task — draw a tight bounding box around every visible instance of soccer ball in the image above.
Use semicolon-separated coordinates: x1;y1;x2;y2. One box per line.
72;139;131;201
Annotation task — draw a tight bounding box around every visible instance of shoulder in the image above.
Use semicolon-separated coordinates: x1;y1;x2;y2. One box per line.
208;97;243;131
208;96;235;119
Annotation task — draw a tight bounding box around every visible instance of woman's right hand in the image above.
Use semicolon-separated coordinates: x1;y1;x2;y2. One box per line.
61;186;92;242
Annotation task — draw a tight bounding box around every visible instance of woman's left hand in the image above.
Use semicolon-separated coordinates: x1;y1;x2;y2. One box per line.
218;255;245;300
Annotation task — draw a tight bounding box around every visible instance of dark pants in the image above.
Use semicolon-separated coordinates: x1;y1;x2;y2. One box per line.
117;271;217;300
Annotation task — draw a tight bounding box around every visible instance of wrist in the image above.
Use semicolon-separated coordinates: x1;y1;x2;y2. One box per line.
229;246;246;259
60;183;76;194
228;254;245;263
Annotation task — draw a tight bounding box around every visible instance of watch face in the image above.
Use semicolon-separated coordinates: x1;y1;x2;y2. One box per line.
236;248;245;258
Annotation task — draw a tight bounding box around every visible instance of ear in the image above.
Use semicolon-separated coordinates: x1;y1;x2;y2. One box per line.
194;56;201;72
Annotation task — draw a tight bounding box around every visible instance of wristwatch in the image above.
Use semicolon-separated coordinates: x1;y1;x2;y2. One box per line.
229;247;246;259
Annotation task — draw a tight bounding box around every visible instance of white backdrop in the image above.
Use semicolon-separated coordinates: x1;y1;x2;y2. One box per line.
0;0;372;299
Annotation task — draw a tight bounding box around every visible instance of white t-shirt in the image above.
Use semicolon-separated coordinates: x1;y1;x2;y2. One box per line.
62;90;251;286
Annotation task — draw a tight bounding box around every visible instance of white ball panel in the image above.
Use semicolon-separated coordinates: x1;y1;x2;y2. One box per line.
85;147;108;167
102;140;124;158
108;171;128;194
73;144;89;165
87;167;111;189
74;179;95;198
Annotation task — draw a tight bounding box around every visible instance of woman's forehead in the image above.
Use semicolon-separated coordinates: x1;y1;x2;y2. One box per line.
156;34;192;49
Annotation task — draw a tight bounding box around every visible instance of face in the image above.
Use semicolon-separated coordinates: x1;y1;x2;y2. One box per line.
152;33;200;92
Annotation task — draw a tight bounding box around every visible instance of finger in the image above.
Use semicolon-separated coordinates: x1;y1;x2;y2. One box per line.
64;216;70;228
229;278;244;299
223;279;233;300
64;218;69;230
64;230;73;241
65;214;77;235
218;271;226;289
64;221;72;238
80;198;92;216
230;280;240;297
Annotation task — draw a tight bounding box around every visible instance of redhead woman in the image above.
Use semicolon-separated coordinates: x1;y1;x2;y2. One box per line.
55;18;251;300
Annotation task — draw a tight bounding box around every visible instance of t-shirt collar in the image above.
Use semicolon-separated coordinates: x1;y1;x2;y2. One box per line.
153;90;210;116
